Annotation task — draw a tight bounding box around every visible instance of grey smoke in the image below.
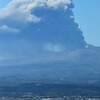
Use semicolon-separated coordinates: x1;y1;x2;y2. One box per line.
0;0;88;65
19;1;87;52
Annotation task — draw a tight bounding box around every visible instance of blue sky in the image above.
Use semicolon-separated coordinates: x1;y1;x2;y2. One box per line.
73;0;100;46
0;0;11;8
0;0;99;65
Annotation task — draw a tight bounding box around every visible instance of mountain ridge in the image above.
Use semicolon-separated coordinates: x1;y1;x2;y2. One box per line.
0;47;100;86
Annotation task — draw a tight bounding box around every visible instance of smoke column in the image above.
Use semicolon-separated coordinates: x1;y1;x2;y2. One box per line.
20;0;87;53
0;0;88;63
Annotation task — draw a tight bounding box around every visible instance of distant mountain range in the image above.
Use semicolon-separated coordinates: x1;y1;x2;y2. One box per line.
0;46;100;86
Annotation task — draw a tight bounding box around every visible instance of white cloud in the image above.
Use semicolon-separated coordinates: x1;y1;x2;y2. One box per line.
44;43;64;52
0;25;19;33
70;15;74;19
47;0;71;9
0;0;71;23
26;0;71;11
0;0;41;23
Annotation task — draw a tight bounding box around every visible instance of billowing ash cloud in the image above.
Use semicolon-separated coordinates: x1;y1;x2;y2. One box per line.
18;0;87;52
0;0;71;24
0;0;87;63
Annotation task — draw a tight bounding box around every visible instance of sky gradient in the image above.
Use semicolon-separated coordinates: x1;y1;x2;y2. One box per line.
73;0;100;46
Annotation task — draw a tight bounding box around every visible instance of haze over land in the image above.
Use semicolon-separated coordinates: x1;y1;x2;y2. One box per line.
0;0;100;87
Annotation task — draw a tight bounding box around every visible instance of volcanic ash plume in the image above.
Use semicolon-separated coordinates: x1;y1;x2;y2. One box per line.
0;0;87;56
21;0;87;52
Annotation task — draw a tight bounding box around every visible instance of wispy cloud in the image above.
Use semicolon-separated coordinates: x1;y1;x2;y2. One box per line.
0;25;19;33
43;43;65;52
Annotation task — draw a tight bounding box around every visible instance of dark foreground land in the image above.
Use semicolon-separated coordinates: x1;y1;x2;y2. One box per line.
0;83;100;99
0;96;100;100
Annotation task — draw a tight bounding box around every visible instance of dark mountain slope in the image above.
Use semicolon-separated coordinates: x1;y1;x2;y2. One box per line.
0;47;100;86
